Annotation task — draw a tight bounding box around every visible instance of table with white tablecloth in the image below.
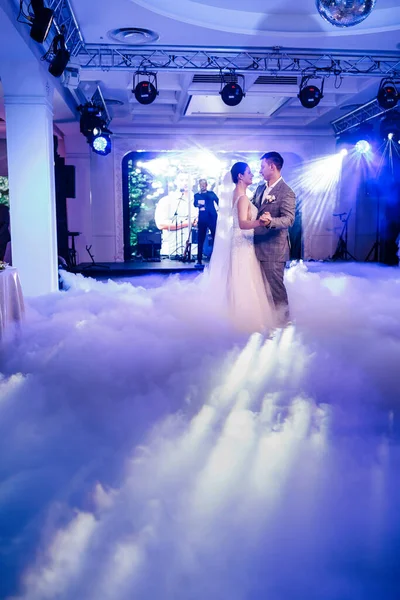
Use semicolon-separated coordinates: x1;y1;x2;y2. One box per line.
0;267;25;336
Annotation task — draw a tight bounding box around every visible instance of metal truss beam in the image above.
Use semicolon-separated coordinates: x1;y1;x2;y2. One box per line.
76;45;400;77
91;85;111;127
331;99;397;135
47;0;85;56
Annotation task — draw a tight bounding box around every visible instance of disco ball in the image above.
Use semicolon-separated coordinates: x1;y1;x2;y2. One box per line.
316;0;376;28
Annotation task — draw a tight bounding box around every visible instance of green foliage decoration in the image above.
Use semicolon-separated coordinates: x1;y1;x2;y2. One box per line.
0;177;9;207
127;161;157;255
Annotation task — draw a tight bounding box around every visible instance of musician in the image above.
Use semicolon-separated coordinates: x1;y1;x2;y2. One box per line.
193;178;219;267
154;174;191;257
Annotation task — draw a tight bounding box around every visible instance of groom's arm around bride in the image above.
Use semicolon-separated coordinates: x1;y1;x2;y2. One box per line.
259;184;295;231
253;180;295;240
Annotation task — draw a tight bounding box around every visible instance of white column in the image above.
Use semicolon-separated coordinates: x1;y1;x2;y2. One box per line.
3;83;58;296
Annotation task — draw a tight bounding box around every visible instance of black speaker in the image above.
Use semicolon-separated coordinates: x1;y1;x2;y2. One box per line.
137;231;162;245
137;230;161;259
64;165;76;198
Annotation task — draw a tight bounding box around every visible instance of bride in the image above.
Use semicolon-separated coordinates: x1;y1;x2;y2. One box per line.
204;162;276;334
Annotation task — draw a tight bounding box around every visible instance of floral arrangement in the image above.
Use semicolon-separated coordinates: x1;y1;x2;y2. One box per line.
265;194;276;203
0;261;8;270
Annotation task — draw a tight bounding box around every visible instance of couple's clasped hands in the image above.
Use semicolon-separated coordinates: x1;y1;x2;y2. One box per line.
259;212;271;227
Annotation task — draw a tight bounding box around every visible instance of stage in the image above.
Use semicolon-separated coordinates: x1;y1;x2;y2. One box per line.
72;257;398;281
74;258;206;278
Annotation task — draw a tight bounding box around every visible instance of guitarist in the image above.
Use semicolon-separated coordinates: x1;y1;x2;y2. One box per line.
193;178;219;268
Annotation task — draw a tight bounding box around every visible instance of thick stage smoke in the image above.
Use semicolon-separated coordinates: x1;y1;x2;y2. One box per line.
1;263;400;599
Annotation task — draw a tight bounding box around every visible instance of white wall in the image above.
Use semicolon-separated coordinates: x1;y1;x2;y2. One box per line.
90;149;116;262
65;134;117;264
64;135;92;264
65;129;339;263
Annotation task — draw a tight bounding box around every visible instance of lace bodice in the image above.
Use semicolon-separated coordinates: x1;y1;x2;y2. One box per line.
232;195;256;246
232;195;257;227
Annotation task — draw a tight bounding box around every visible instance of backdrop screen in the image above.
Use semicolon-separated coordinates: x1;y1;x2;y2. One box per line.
122;150;266;261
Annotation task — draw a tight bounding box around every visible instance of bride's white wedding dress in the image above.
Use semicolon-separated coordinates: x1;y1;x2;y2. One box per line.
229;195;276;333
203;174;275;334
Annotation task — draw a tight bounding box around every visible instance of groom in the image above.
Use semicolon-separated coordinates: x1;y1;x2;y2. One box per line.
253;152;296;325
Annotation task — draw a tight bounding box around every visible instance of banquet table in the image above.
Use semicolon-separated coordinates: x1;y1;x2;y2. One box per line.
0;267;25;337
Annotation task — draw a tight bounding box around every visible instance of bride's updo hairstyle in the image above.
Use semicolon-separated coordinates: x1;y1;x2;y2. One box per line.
230;162;249;184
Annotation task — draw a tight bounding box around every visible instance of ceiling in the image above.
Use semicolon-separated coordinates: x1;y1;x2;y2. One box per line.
73;0;400;48
2;0;400;136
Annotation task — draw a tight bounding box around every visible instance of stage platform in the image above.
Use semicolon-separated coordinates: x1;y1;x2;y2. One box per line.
71;259;397;281
74;259;206;278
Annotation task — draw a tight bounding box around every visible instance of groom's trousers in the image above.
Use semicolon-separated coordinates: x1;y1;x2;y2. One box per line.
259;260;290;324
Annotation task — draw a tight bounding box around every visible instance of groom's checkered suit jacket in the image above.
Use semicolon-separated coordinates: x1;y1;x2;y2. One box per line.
252;179;296;263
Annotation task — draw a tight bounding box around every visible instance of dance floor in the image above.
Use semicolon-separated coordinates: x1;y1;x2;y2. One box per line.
1;261;400;599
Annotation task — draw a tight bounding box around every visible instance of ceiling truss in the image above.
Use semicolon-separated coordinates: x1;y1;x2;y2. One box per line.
331;99;397;135
29;1;400;80
75;45;400;78
17;1;400;131
46;0;84;56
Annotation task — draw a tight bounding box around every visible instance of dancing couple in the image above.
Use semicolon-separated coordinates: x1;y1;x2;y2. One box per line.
207;152;296;333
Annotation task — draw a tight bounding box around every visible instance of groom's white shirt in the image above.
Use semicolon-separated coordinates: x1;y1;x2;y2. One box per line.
261;176;283;204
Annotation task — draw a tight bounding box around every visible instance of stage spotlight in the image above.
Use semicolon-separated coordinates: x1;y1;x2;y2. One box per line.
298;77;324;109
134;81;158;105
355;140;371;154
380;112;400;141
220;82;244;107
377;79;399;110
29;0;54;43
219;73;245;107
92;134;112;156
48;32;70;77
78;102;103;139
336;121;374;152
347;122;375;151
78;97;112;155
133;72;159;105
339;148;348;157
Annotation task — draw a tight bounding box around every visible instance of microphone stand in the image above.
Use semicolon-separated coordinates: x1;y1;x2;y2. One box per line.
81;245;111;271
331;209;356;261
170;193;187;260
365;187;382;262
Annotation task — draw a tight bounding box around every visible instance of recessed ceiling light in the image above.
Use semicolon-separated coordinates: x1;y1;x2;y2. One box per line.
107;28;159;45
